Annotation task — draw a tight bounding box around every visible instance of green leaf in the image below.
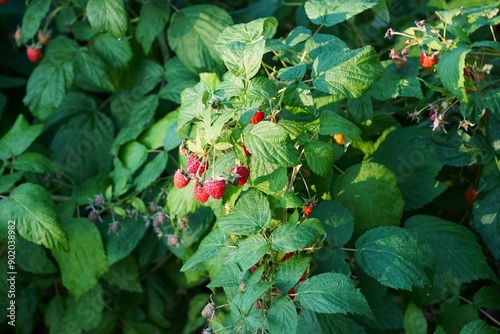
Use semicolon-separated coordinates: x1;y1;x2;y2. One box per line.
309;200;354;247
406;215;496;286
231;235;270;270
119;141;148;174
423;129;492;167
16;236;58;274
253;166;288;194
11;152;59;173
459;320;496;334
332;162;404;235
140;111;178;149
318;110;362;141
218;189;271;235
136;0;171;54
0;172;23;194
134;151;168;191
168;5;232;73
305;33;348;60
245;122;300;167
473;287;500;311
0;115;43;160
102;257;142;292
296;272;373;316
74;49;115;92
276;254;311;293
0;183;68;251
93;33;132;68
247;77;278;103
278;63;307;81
304;140;335;177
404;301;427;334
312;46;383;99
437;47;470;103
64;283;103;330
221;40;266;79
23;60;74;121
181;229;227;271
208;263;245;288
268;296;298;334
86;0;127;39
355;226;434;290
51;112;114;185
20;0;51;44
370;61;424;101
367;126;445;210
283;82;314;115
106;217;148;266
473;171;500;260
52;218;108;299
298;310;366;334
159;58;199;104
216;17;277;47
132;59;165;97
305;0;379;27
177;82;211;131
270;224;318;252
114;95;159;147
348;95;373;123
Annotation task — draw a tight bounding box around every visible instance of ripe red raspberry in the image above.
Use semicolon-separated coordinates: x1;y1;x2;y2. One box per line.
465;186;478;205
26;47;42;63
173;169;190;188
194;182;209;203
204;179;226;199
281;252;294;261
242;144;251;156
249;110;265;124
420;52;437;68
230;166;250;186
303;203;317;217
187;154;207;176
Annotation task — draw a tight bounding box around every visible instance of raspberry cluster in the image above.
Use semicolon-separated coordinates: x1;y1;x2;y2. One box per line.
173;153;250;203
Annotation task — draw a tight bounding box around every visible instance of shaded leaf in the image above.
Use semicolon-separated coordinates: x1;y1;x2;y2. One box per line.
52;219;107;299
355;226;434;290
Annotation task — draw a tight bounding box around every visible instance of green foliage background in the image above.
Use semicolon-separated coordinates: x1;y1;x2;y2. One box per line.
0;0;500;333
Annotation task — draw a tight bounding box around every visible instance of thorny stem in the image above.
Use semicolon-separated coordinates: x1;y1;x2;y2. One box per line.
458;295;500;327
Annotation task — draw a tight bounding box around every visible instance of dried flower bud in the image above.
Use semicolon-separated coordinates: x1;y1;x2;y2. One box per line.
178;216;189;230
201;301;216;319
109;221;121;234
167;234;180;247
94;194;105;208
88;210;100;223
148;202;158;214
415;20;426;30
153;213;168;228
384;28;394;39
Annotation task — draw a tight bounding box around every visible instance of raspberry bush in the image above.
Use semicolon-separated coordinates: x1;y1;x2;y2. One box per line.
1;0;500;333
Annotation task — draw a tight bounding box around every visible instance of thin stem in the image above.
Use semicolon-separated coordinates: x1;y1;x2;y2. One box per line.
490;25;497;42
458;295;500;327
313;24;324;35
341;247;357;252
333;164;345;175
